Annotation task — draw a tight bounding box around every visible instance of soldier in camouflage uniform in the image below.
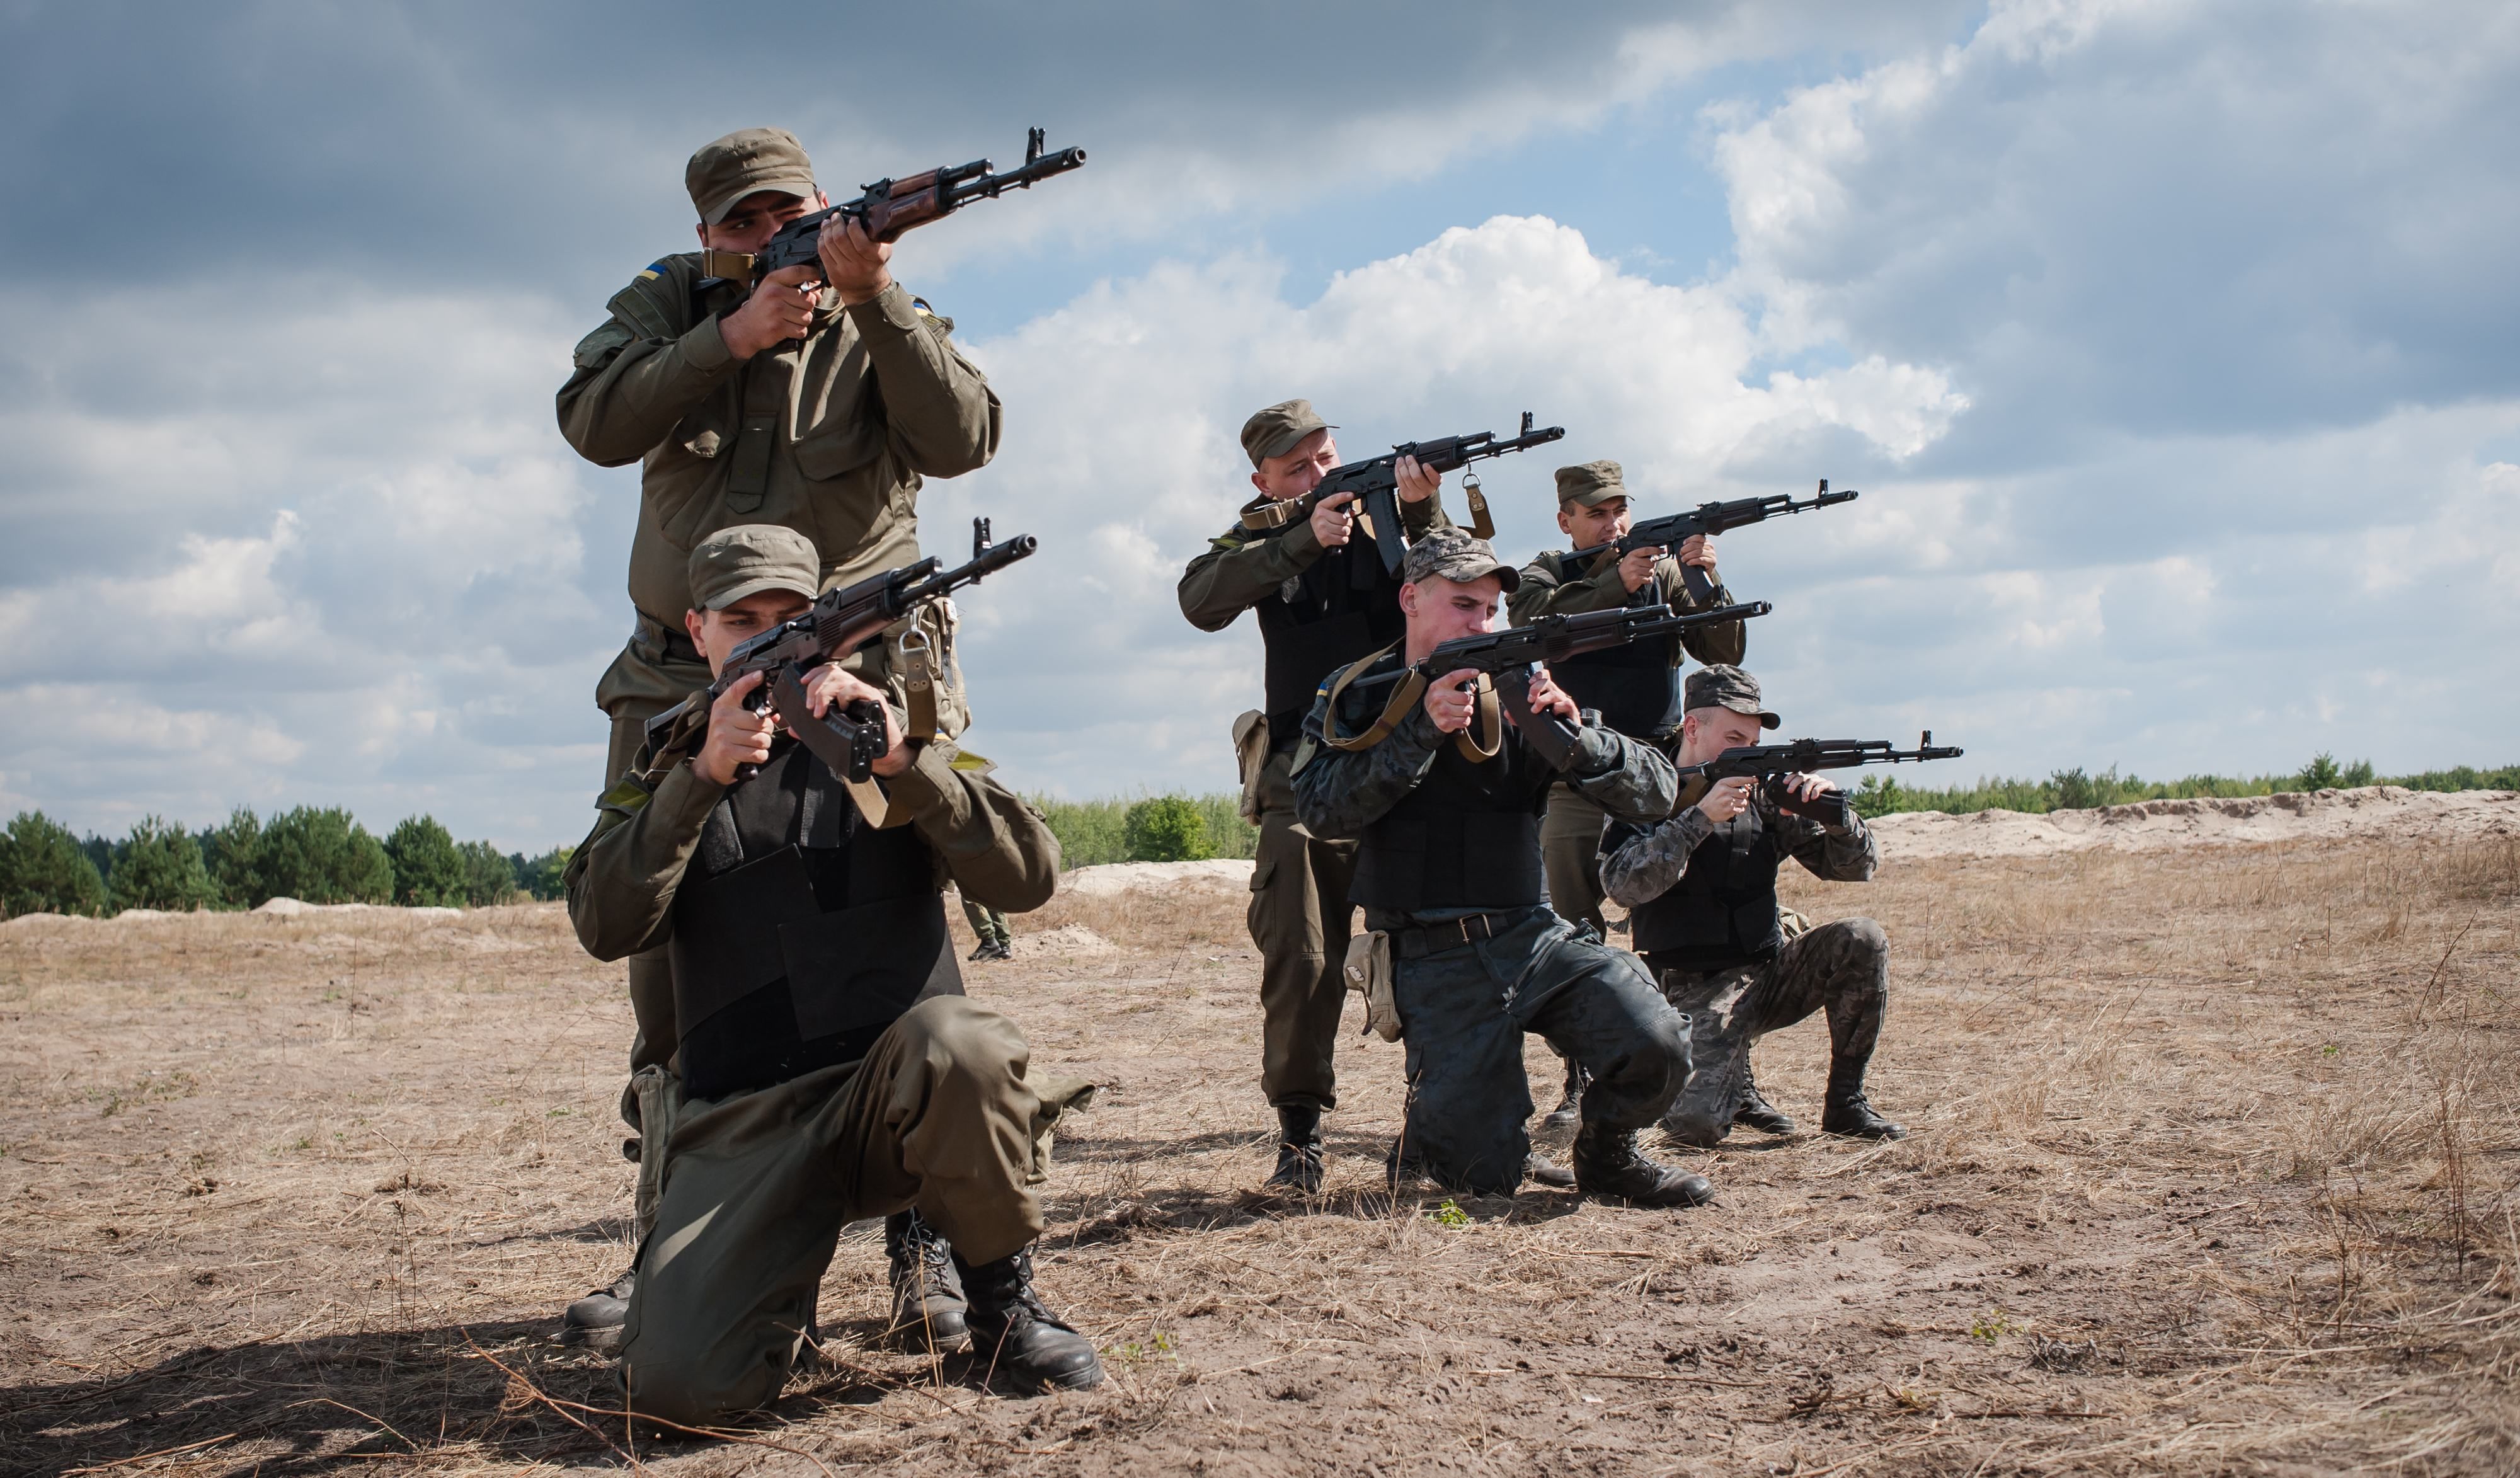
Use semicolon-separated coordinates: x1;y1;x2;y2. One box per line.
554;129;999;1343
1177;401;1448;1191
1292;529;1712;1208
1600;665;1904;1147
1509;460;1748;1126
565;525;1099;1415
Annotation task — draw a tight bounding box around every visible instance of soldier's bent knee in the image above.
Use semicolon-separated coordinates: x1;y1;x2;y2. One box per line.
893;995;1025;1071
1838;916;1889;961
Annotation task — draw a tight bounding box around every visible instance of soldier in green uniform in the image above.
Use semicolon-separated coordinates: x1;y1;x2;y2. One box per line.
565;525;1098;1416
1177;401;1448;1191
554;128;1000;1343
1508;461;1747;1126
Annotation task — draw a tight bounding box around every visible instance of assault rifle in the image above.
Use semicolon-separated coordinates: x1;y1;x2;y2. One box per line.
1339;601;1772;770
1241;412;1567;576
644;520;1036;784
1572;479;1859;605
696;127;1087;282
1675;733;1963;828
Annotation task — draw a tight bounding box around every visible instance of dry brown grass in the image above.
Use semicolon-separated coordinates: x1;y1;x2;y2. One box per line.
4;837;2517;1475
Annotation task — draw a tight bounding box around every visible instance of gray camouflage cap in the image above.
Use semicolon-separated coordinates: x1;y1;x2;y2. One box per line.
1400;526;1521;592
687;524;821;612
1239;399;1334;468
1683;663;1780;730
1554;459;1629;508
687;127;818;226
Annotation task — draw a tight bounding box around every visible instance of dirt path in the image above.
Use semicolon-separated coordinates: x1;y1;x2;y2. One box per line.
5;832;2517;1475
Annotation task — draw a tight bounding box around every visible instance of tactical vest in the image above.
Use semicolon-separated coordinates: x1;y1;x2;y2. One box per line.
1625;804;1785;970
668;741;961;1101
1534;554;1682;740
1349;710;1552;913
1255;524;1409;745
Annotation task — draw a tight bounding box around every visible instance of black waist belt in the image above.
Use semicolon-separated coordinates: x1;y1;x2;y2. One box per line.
1395;910;1511;960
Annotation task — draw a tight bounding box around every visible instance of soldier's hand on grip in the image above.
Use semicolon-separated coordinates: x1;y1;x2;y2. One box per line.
1695;774;1756;825
697;672;776;786
1511;664;1581;730
1675;532;1717;570
1617;545;1663;593
793;663;912;777
1425;668;1482;733
722;265;823;359
1310;491;1358;549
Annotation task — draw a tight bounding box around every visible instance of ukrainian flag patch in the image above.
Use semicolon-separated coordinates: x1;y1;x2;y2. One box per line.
637;260;667;282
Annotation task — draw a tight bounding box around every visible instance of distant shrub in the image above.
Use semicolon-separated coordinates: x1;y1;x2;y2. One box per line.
459;840;521;906
1;811;108;918
384;816;467;907
111;816;213;912
1029;794;1257;868
257;807;392;905
1123;796;1215;862
204;808;265;908
515;846;575;901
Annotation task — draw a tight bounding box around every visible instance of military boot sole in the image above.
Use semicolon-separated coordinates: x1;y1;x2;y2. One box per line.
1821;1115;1906;1140
1577;1171;1715;1210
1734;1108;1799;1136
972;1326;1106;1394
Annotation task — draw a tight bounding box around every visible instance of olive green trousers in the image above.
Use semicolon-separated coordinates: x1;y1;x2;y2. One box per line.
619;997;1045;1425
1247;747;1359;1111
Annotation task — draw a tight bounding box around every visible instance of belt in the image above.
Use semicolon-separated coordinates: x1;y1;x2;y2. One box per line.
1395;910;1511;960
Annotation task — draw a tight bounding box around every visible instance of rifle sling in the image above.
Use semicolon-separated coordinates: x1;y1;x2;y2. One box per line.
1322;645;1501;763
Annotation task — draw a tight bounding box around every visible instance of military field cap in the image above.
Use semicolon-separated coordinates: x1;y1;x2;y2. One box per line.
1240;399;1335;469
1400;527;1521;592
1684;663;1780;730
688;524;821;612
1555;459;1629;508
687;127;819;225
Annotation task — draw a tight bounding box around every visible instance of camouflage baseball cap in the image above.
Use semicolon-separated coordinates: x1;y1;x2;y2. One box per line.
1683;663;1780;729
687;127;819;226
1239;399;1335;468
687;524;821;612
1400;526;1521;592
1554;459;1629;508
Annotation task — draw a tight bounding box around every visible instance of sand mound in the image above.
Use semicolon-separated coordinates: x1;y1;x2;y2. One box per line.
1019;924;1120;957
254;898;462;919
1060;859;1255;897
1874;784;2520;859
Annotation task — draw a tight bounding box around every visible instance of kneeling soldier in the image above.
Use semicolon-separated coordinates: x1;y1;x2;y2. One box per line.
1599;665;1903;1147
1292;528;1710;1206
567;525;1099;1421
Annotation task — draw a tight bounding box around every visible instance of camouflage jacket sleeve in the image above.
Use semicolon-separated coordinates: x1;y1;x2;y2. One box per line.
1290;669;1449;838
1562;723;1680;824
1177;490;1448;631
1601;790;1873;907
556;259;743;469
564;741;1057;963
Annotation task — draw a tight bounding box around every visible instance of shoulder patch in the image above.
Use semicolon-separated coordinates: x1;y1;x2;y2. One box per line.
638;260;668;282
911;296;934;317
597;774;655;818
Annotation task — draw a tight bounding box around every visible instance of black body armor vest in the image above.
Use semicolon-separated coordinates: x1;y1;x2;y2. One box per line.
1535;556;1681;740
1625;805;1785;970
1350;721;1552;913
668;742;961;1101
1256;526;1409;745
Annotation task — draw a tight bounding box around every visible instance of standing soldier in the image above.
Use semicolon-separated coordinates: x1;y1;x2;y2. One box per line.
1177;401;1447;1190
1292;529;1710;1208
1599;665;1904;1147
565;524;1098;1414
1509;461;1747;1124
553;127;999;1346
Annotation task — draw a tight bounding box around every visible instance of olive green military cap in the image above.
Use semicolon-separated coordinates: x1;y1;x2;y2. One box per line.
1400;527;1521;592
1554;459;1629;508
687;524;821;612
1240;399;1336;468
687;127;819;226
1683;663;1780;730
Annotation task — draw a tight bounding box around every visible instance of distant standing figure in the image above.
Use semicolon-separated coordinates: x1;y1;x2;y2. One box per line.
965;895;1014;961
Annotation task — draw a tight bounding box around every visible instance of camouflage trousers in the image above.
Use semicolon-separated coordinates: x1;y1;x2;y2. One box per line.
1645;917;1887;1147
1393;906;1690;1195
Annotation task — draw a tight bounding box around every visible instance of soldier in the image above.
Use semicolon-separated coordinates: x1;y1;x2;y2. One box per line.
1509;460;1749;1126
554;127;1000;1344
963;895;1014;961
564;525;1098;1417
1177;401;1448;1191
1291;528;1711;1207
1599;665;1904;1147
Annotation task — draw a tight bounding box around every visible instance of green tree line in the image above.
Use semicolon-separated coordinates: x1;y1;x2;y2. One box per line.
5;807;573;919
1849;755;2520;819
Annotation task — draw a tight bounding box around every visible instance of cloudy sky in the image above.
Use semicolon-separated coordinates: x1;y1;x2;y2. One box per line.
4;0;2515;850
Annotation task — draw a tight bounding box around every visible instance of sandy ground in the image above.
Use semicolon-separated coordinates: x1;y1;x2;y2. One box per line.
1872;786;2520;859
5;814;2518;1475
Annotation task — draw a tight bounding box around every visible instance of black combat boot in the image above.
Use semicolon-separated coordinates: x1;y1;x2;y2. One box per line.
1540;1057;1591;1130
559;1267;634;1351
1820;1061;1906;1140
1523;1152;1576;1188
1266;1104;1325;1191
1732;1066;1798;1137
883;1209;969;1348
956;1246;1104;1394
1572;1122;1714;1208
